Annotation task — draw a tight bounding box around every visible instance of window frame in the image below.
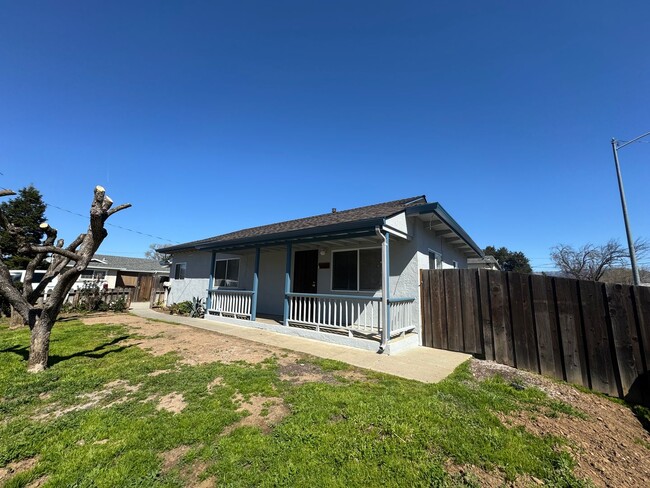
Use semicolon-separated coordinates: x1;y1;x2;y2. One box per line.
331;247;382;293
213;257;240;288
80;269;107;281
173;262;187;280
428;249;442;270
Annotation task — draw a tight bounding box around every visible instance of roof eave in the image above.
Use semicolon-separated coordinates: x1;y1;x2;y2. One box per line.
405;203;484;257
165;217;386;253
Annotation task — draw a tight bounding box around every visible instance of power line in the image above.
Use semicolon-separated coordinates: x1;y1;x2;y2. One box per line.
45;202;179;244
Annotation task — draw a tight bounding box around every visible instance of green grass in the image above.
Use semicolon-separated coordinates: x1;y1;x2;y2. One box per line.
0;320;592;487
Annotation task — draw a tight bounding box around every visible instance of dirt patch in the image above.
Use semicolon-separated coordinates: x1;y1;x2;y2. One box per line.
26;475;49;487
207;377;225;392
81;313;303;366
0;457;38;484
160;445;191;472
446;461;543;487
278;360;369;385
471;359;650;487
156;393;187;414
33;380;141;421
224;393;289;434
159;446;214;487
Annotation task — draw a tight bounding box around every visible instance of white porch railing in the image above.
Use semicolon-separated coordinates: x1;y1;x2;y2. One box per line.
388;297;416;336
207;289;254;319
287;293;383;336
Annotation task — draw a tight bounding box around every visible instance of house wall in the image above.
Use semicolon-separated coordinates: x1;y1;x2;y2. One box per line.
168;250;212;304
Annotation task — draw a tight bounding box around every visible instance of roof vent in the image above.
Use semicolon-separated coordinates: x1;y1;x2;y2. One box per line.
332;208;337;213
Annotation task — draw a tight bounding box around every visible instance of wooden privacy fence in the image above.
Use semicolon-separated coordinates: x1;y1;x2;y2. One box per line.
420;269;650;405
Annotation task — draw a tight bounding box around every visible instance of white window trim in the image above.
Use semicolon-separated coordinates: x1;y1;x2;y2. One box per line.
174;262;187;280
331;247;382;293
213;257;240;288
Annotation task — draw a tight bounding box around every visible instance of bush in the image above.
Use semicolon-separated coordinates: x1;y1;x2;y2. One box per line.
110;297;128;313
169;301;193;316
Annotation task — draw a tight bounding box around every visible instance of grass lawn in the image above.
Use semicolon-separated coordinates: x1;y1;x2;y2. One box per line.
0;317;593;487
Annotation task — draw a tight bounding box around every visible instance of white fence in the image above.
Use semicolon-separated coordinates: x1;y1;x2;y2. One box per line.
207;289;254;319
287;293;383;336
388;297;416;335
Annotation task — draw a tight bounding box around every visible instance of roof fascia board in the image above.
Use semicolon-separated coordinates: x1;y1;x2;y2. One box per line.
406;203;483;257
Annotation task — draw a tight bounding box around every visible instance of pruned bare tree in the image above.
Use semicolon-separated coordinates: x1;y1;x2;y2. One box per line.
0;186;130;372
550;238;649;282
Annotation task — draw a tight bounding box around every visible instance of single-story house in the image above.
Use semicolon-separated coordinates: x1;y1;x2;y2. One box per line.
74;254;170;301
160;195;483;352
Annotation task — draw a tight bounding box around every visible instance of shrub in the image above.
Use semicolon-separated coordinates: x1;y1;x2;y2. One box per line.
110;297;128;313
169;301;193;316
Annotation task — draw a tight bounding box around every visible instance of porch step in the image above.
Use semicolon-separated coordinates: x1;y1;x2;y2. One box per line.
385;332;420;355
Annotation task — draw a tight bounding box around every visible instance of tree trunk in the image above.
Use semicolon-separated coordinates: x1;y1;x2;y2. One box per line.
9;306;25;327
27;313;54;373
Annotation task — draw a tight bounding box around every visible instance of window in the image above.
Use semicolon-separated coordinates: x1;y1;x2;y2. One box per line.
429;250;442;270
174;263;186;280
332;248;382;291
214;258;239;287
80;270;107;280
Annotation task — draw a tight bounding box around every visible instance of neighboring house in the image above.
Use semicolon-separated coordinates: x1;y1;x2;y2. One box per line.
12;255;170;302
72;255;169;301
160;196;483;352
467;255;501;271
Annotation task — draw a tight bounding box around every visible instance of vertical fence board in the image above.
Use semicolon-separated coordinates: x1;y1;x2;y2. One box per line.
429;270;446;349
605;283;639;399
579;280;618;397
488;270;514;366
530;274;562;378
554;278;589;386
508;273;538;372
460;269;481;354
632;286;650;405
633;286;650;372
478;269;494;360
420;271;432;348
444;270;463;352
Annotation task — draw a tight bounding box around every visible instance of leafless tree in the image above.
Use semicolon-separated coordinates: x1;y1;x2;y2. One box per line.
550;239;649;282
0;186;130;372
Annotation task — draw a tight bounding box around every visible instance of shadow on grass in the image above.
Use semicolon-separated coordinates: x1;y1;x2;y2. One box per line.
48;335;132;366
0;335;132;367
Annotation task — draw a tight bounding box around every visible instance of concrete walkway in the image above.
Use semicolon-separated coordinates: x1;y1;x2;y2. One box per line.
129;303;471;383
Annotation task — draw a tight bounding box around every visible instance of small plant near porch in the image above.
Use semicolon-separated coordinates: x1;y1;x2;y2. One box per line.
0;186;131;372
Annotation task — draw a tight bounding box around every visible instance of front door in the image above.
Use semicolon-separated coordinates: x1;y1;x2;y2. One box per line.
293;250;318;294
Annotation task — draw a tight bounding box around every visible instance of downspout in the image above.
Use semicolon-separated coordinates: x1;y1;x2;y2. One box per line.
375;226;388;353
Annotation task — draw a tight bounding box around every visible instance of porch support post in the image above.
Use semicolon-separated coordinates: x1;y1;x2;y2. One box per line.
384;232;391;342
283;242;292;326
206;250;216;311
251;247;260;321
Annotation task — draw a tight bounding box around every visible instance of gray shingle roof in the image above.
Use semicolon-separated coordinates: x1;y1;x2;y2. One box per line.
87;254;169;273
160;195;427;253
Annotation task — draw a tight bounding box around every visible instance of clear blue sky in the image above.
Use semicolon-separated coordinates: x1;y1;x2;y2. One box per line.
1;1;649;271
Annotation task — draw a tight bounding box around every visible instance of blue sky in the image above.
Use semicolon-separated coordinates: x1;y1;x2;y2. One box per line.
1;1;649;271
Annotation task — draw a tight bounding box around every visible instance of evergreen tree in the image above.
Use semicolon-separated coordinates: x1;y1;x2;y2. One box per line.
0;185;47;269
483;245;532;273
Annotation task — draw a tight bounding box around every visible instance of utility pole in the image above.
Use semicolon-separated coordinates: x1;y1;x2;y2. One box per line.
611;131;650;286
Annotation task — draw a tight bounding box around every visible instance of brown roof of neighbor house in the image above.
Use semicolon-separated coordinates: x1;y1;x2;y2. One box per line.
160;195;427;253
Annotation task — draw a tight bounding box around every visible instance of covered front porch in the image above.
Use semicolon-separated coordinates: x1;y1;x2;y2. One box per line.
201;229;417;350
